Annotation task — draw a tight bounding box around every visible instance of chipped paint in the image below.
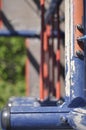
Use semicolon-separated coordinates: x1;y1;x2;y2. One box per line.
65;0;71;101
65;0;74;101
68;108;86;130
71;60;76;99
65;0;85;101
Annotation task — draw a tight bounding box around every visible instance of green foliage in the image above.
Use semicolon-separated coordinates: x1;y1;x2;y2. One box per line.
0;37;26;109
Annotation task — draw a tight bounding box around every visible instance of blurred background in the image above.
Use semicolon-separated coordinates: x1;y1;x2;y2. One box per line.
0;37;26;108
0;0;65;108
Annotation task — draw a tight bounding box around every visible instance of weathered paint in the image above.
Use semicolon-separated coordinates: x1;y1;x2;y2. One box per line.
84;0;86;98
65;0;71;101
70;0;84;100
66;0;86;129
68;108;86;130
65;0;84;102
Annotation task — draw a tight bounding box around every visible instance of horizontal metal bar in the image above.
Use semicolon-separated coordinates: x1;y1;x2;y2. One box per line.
0;30;64;38
0;30;40;38
52;30;64;38
11;106;70;113
1;106;72;129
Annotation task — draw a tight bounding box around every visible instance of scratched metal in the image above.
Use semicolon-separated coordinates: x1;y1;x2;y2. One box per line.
68;108;86;130
65;0;85;102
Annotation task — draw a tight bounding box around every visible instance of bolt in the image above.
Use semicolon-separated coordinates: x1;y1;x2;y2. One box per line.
77;24;84;33
76;50;84;60
60;116;67;123
77;37;84;43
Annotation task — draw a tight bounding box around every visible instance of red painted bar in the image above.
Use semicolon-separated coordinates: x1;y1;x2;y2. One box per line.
44;25;51;98
25;39;30;96
43;30;49;98
40;0;45;100
74;0;84;54
51;16;55;96
56;7;61;99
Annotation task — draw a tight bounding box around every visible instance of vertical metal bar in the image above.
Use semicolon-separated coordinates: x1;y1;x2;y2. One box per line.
56;7;61;99
40;0;45;100
72;0;84;100
46;25;52;97
48;29;51;96
43;29;49;98
0;0;2;28
51;16;55;96
65;0;71;102
25;39;30;96
74;0;84;54
84;0;86;98
65;0;84;102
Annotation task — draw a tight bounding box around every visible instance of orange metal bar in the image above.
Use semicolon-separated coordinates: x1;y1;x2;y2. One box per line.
74;0;84;53
56;7;61;99
43;30;49;98
44;25;51;98
51;16;55;96
25;39;30;96
40;0;45;100
0;0;2;28
40;0;44;5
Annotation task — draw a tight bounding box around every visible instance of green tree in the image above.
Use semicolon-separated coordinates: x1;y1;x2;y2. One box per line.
0;37;26;108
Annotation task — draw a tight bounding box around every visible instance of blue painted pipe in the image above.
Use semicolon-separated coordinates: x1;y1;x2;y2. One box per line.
0;30;40;38
7;97;40;107
70;57;84;99
1;105;71;130
0;30;64;38
84;0;86;98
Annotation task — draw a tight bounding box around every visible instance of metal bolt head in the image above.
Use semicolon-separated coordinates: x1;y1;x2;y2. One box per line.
60;116;67;123
77;24;84;33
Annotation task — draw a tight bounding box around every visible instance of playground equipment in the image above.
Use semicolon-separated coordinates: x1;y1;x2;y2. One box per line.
1;0;86;130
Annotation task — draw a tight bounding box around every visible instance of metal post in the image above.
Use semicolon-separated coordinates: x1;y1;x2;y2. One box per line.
56;6;61;99
84;0;86;98
43;27;49;98
25;39;30;96
51;16;55;96
40;0;45;100
65;0;84;102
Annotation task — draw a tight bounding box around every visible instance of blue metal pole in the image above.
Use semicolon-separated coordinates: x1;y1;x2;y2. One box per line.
0;30;40;38
1;105;71;130
84;0;86;98
67;0;86;129
65;0;85;103
0;30;64;38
